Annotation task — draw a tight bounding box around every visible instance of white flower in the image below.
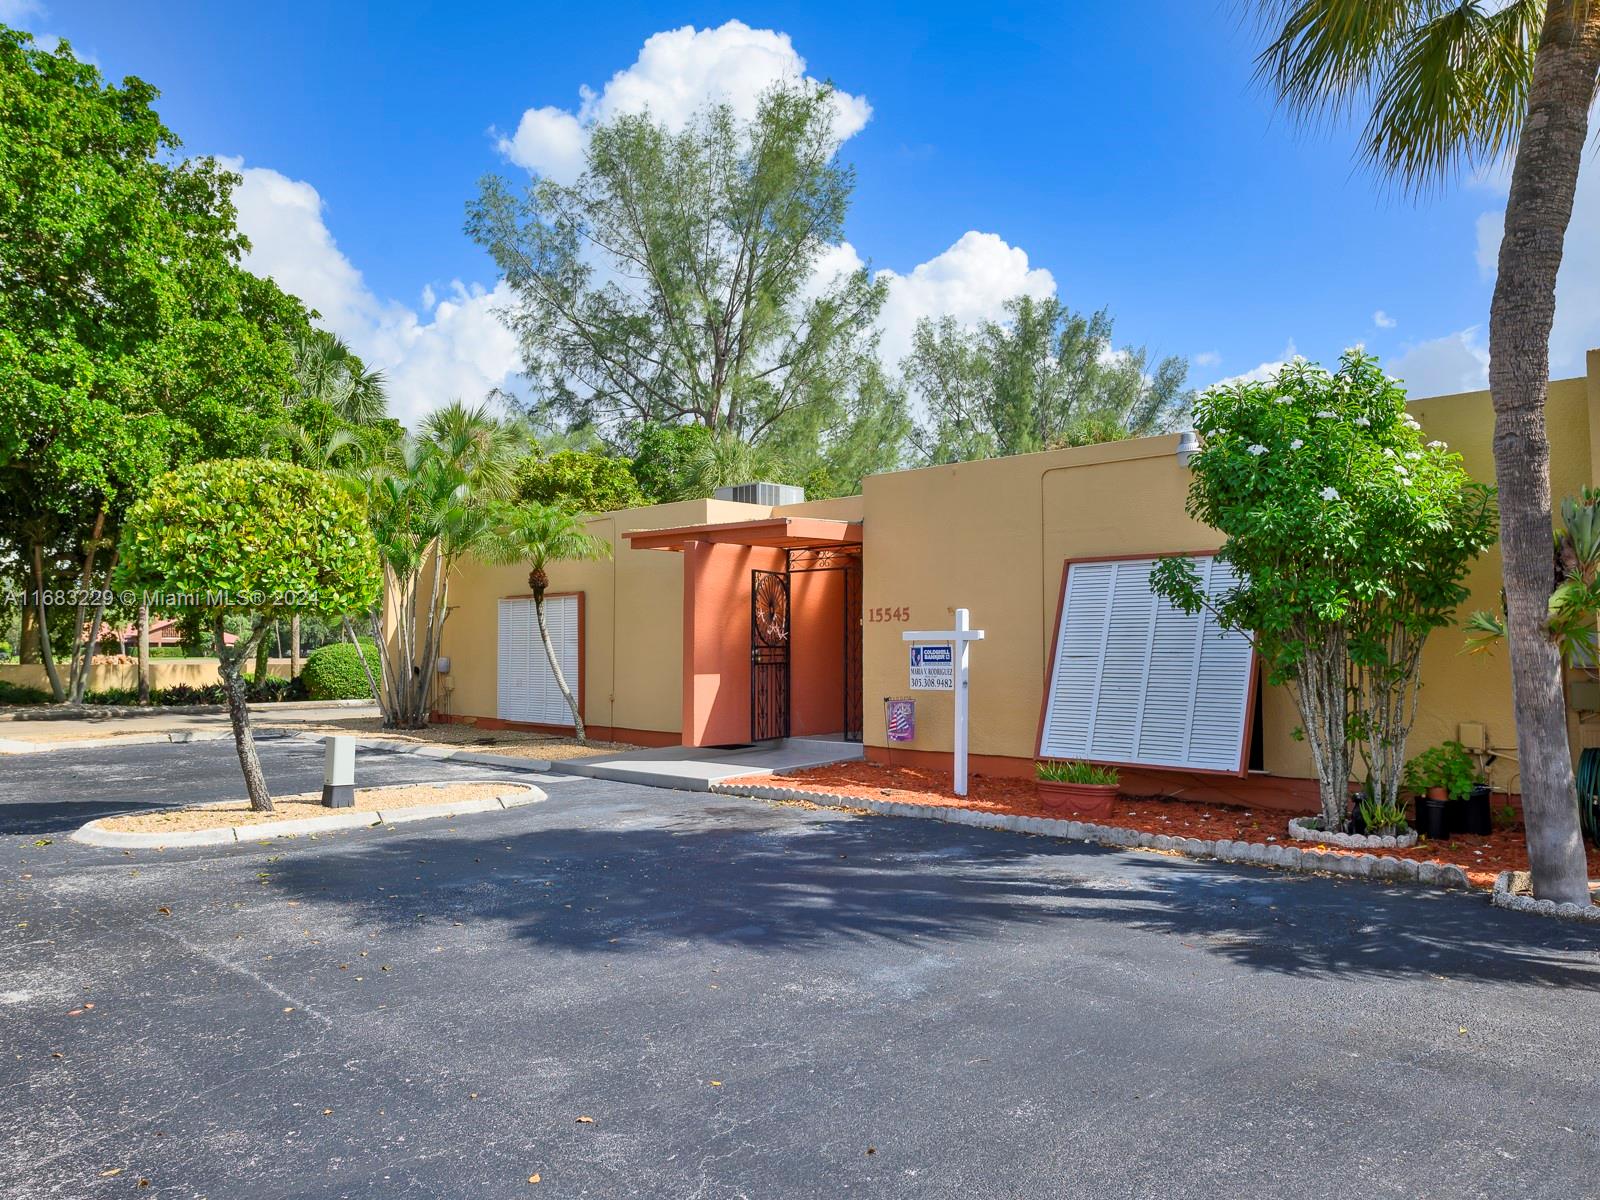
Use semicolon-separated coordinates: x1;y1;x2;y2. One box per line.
1320;487;1340;501
1247;444;1268;456
1402;415;1421;429
1383;447;1397;458
1353;416;1371;427
1315;410;1337;419
1274;395;1293;405
1289;439;1304;450
1427;439;1446;449
1404;451;1422;461
1395;465;1410;479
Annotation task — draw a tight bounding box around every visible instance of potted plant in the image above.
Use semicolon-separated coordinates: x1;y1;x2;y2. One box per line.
1036;759;1119;818
1403;742;1479;839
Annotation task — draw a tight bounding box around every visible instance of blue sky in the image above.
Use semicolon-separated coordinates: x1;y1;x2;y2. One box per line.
17;1;1599;425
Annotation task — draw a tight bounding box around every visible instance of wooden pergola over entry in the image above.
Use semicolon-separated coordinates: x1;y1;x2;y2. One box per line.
623;517;863;746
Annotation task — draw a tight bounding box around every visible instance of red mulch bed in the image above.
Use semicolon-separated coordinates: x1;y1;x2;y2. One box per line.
727;760;1600;891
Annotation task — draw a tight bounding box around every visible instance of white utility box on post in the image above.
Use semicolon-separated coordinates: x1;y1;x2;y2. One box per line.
322;735;355;808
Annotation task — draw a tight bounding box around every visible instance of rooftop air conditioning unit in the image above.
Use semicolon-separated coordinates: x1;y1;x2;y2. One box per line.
713;481;806;506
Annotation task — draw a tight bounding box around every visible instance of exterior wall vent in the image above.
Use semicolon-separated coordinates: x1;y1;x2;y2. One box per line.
713;481;806;506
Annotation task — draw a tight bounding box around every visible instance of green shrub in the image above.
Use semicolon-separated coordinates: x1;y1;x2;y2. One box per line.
300;640;378;701
0;680;51;706
1403;741;1480;800
1036;759;1120;786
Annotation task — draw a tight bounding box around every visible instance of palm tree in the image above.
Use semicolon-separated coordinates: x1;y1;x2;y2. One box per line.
479;501;612;742
291;330;389;426
348;401;523;728
1242;0;1600;904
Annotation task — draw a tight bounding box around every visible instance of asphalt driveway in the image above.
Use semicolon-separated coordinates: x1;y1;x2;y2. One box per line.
3;739;1599;1198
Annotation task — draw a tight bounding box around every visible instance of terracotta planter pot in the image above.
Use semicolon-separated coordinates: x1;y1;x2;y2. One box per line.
1426;786;1448;801
1037;779;1117;819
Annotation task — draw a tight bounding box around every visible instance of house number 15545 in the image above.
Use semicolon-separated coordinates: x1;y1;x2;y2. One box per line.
868;606;910;622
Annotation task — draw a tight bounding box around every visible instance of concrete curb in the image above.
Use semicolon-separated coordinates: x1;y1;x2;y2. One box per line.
0;729;287;756
709;781;1476;893
70;780;546;849
1490;869;1600;923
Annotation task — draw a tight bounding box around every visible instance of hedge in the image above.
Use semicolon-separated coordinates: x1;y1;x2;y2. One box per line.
301;640;380;701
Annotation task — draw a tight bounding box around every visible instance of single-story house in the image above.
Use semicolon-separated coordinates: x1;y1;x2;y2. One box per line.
434;351;1600;813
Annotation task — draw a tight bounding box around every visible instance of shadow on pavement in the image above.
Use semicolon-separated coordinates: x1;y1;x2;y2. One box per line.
261;801;1600;987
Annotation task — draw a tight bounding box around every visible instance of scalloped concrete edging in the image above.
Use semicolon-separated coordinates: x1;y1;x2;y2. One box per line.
5;698;375;721
710;781;1474;892
70;780;546;849
1490;870;1600;923
1287;816;1419;850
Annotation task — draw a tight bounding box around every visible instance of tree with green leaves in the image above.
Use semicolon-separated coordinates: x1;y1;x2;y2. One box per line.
479;502;612;741
1241;0;1600;903
348;401;521;729
903;295;1190;464
1152;352;1497;833
0;27;308;703
116;460;380;810
467;81;886;443
516;449;644;513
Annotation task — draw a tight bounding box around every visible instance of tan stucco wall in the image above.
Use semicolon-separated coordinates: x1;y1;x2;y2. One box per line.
437;498;770;735
860;367;1598;795
0;658;294;694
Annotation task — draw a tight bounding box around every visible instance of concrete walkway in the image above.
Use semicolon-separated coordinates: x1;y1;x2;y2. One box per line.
557;735;864;790
0;702;379;751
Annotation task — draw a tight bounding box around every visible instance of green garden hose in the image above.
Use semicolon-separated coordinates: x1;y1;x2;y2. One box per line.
1577;747;1600;846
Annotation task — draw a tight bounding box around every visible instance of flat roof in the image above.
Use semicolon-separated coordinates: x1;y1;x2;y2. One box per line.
623;516;862;552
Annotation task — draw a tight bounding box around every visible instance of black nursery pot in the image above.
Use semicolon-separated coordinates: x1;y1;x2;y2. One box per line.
1414;794;1453;841
1455;784;1493;837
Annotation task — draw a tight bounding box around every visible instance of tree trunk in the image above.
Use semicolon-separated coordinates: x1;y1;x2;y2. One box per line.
217;616;273;812
69;550;115;704
137;604;151;705
1487;2;1600;905
534;590;586;742
19;602;38;664
29;541;64;701
344;614;383;706
253;624;272;684
290;614;301;680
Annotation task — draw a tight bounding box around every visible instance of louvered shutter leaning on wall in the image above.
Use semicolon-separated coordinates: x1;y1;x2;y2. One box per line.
497;595;581;727
1038;557;1254;773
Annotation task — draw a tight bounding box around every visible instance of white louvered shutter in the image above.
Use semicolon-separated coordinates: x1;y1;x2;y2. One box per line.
497;596;580;726
1039;557;1253;773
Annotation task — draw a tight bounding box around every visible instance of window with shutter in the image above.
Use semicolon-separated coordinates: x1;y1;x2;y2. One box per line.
497;595;582;727
1037;556;1255;774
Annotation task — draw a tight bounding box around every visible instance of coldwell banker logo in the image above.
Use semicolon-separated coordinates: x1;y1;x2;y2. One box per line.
909;642;954;690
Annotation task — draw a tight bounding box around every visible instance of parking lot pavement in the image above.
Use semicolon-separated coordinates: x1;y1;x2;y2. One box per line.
3;739;1600;1199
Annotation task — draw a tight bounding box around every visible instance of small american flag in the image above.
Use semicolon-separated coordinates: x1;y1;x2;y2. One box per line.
886;699;915;742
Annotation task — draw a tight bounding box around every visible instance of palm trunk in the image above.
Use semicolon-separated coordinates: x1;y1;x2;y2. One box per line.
217;616;273;812
1486;3;1600;905
137;604;151;704
534;591;585;742
344;614;383;705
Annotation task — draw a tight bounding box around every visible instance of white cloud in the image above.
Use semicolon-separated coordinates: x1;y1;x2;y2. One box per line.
1211;342;1297;389
223;159;521;428
1459;157;1600;381
496;20;872;184
0;0;43;24
873;231;1056;369
1193;350;1221;368
1387;329;1489;397
1373;309;1396;329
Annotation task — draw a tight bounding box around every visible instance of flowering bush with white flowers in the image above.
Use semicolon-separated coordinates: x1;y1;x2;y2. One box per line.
1151;350;1497;830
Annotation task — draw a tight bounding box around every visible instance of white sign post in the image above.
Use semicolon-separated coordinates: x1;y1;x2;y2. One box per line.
903;608;985;796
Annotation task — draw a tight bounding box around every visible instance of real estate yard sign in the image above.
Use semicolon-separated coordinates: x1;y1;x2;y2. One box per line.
908;643;953;690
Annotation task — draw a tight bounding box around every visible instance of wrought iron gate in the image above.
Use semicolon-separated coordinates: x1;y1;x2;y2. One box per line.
750;569;790;741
